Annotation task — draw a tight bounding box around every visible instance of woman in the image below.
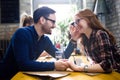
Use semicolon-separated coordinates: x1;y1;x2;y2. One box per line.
19;13;34;27
68;9;120;73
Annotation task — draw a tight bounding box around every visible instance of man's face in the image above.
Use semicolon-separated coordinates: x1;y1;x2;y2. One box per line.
41;14;56;34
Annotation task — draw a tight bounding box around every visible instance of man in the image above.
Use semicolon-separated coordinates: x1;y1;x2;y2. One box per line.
0;6;77;79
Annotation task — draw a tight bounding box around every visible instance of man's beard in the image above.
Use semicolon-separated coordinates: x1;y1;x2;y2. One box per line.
41;24;52;34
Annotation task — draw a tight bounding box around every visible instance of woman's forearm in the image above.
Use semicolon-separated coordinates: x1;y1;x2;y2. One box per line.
75;64;105;72
85;64;105;72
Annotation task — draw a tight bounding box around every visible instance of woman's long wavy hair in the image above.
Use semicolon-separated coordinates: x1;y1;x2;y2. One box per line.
75;9;116;44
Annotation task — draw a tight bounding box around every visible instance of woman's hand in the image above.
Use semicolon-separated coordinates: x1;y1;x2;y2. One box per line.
69;24;81;41
67;60;83;71
68;60;105;72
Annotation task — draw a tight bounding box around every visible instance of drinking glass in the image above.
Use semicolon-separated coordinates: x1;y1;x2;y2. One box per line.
55;50;65;60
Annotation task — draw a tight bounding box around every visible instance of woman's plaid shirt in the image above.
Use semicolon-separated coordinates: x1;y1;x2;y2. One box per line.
83;30;120;73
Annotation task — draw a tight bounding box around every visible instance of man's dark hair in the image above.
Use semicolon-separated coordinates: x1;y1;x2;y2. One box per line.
33;6;56;23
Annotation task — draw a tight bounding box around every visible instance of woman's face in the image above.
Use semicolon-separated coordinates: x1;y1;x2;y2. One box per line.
74;16;89;34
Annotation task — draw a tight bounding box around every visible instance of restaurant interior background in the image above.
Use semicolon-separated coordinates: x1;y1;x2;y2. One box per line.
0;0;120;60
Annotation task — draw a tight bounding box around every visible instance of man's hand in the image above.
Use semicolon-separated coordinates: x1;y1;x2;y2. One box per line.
54;59;69;71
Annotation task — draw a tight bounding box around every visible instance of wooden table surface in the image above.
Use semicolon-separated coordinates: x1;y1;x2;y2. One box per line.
11;55;120;80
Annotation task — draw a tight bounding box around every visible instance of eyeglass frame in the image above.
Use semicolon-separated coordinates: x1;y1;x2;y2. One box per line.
71;18;83;27
44;17;56;24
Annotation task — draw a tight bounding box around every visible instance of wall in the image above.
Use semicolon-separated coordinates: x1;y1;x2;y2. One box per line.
105;0;120;43
0;0;32;40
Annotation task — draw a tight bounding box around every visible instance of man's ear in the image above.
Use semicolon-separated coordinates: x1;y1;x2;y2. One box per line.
39;16;45;24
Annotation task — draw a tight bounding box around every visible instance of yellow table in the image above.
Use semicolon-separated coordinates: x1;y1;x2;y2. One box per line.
11;55;120;80
57;71;120;80
11;71;120;80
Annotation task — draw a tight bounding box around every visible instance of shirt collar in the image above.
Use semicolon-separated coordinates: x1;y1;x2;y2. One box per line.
30;25;44;40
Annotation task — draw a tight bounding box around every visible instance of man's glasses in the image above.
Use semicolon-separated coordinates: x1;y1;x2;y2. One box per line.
44;17;56;24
